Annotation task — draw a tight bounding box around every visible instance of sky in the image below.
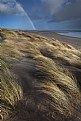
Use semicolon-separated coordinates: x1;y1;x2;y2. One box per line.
0;0;81;30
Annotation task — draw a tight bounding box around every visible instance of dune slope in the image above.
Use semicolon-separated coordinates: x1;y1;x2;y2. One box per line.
0;28;81;121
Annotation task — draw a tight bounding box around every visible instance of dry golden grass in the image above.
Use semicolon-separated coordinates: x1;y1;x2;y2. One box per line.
0;59;23;120
0;28;81;121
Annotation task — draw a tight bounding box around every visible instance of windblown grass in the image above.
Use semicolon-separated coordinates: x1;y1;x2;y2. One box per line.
0;59;23;120
0;28;81;121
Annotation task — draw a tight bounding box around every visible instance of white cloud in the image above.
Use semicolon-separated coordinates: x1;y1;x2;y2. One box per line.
0;0;26;16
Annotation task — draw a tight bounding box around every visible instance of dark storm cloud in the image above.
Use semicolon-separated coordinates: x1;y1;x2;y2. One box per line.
41;0;81;22
68;19;81;29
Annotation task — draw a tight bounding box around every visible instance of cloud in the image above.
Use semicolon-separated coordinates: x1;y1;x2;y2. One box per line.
41;0;81;22
67;19;81;29
0;0;26;16
41;0;65;15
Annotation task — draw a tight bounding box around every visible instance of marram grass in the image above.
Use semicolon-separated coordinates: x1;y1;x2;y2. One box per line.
0;59;23;120
0;28;81;121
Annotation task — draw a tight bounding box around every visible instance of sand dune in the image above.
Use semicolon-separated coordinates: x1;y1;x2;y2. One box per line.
0;28;81;121
29;31;81;49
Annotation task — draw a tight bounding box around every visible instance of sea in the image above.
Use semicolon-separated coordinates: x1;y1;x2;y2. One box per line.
55;30;81;38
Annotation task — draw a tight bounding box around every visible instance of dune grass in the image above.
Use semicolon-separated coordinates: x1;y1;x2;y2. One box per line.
0;59;23;120
0;28;81;121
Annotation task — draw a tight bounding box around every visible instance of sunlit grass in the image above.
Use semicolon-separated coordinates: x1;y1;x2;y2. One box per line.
0;28;81;121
